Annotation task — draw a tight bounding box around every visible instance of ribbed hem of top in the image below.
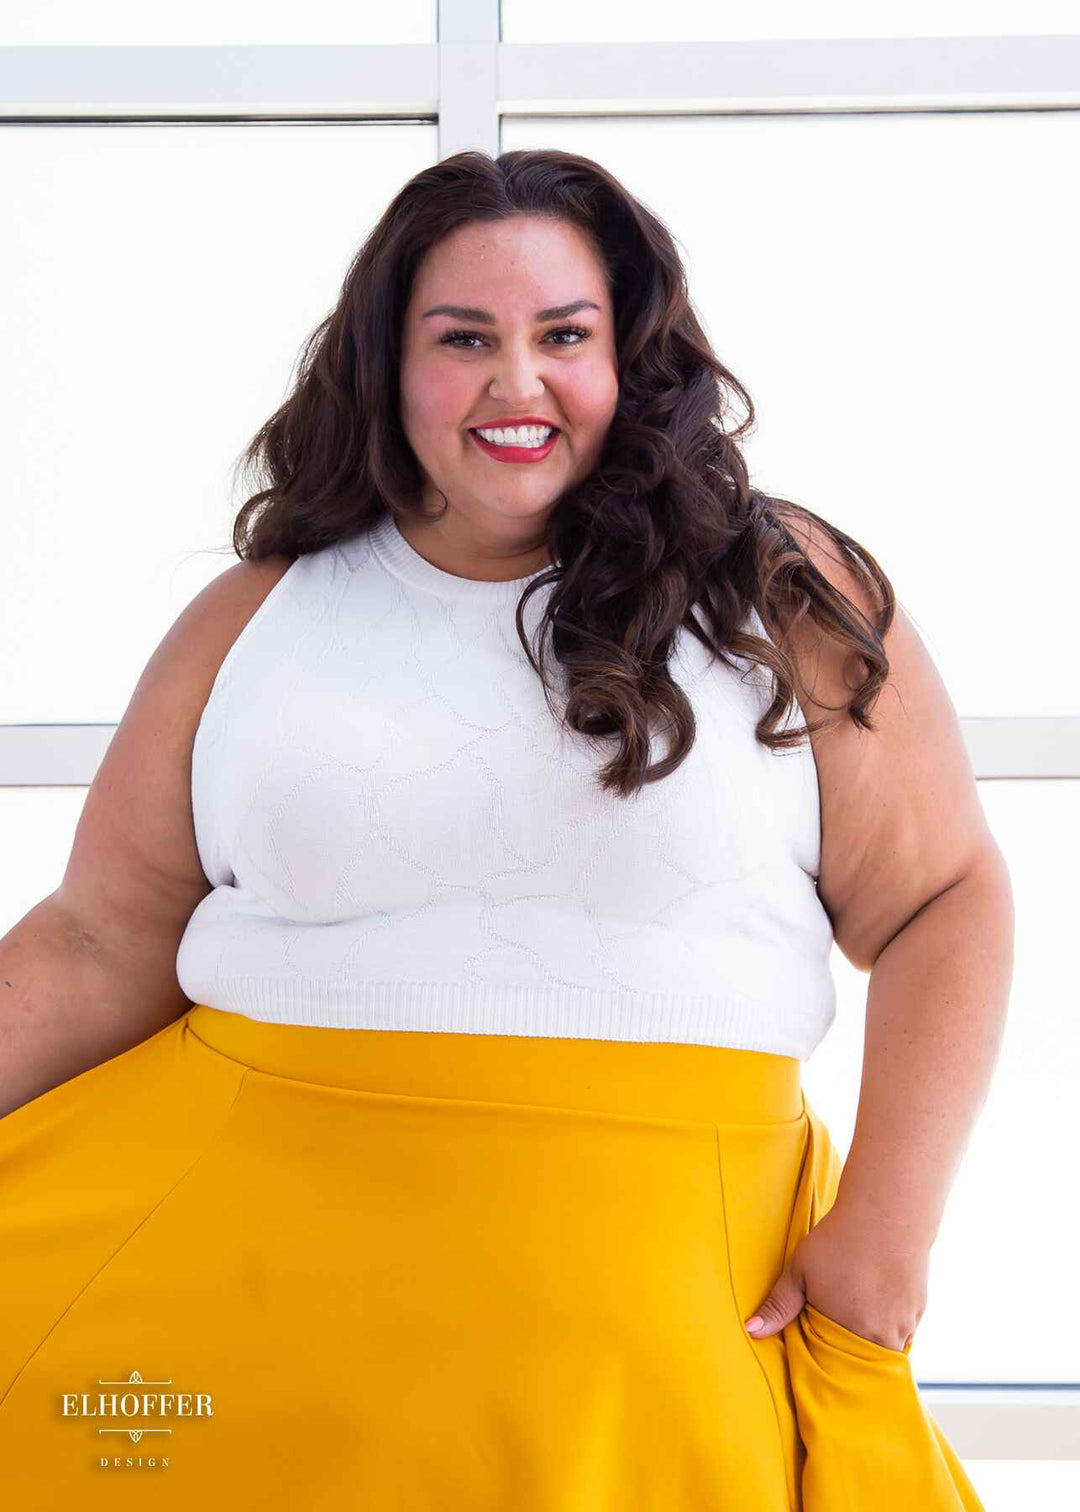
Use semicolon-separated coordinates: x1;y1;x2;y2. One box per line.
185;977;832;1062
367;510;552;601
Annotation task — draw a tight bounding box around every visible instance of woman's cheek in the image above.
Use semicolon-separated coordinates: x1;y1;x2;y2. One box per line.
564;368;616;436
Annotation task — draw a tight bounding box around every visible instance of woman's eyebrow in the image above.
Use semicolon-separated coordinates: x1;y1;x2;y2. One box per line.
421;299;601;325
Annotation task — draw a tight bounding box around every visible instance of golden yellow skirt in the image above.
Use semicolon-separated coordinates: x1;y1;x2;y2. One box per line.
0;1003;983;1509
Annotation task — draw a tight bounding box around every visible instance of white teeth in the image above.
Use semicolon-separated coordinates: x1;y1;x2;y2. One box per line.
475;425;554;447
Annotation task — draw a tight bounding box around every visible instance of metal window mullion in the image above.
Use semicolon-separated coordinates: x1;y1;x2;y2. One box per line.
0;43;439;117
437;0;500;159
926;1388;1080;1460
3;35;1080;119
496;34;1080;115
0;717;1076;787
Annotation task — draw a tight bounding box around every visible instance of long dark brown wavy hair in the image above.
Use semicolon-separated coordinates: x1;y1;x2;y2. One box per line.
227;147;896;799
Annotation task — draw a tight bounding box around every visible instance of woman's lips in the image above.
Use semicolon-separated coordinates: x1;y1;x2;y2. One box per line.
469;429;560;463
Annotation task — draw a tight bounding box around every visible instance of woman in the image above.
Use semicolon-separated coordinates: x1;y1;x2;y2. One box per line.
0;149;1010;1507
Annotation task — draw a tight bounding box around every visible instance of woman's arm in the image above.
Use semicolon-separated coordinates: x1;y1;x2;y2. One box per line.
831;845;1013;1248
774;510;1015;1246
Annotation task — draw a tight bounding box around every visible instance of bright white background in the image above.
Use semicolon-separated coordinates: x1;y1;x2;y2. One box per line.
1;6;1077;1500
502;0;1080;41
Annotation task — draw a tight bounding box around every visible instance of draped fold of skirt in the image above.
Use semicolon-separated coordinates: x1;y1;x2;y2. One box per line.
0;1003;984;1510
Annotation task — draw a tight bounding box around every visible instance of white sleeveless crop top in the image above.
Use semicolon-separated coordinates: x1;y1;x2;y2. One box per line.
175;510;837;1059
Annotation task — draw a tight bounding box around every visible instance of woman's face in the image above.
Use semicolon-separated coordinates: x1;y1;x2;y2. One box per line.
399;215;619;554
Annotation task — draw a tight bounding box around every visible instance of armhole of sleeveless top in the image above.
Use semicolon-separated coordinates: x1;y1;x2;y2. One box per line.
193;555;303;746
743;601;818;745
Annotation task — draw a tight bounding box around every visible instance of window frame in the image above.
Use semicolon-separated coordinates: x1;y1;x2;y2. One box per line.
1;0;1077;1463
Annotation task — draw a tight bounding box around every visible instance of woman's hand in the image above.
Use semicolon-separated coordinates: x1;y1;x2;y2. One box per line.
742;1203;930;1354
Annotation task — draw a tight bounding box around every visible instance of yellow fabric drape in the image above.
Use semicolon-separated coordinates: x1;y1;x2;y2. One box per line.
0;1004;983;1509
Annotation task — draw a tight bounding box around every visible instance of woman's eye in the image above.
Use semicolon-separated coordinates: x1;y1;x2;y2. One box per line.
548;326;591;346
438;325;591;350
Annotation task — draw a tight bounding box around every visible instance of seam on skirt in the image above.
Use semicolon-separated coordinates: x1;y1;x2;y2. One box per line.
185;1015;807;1130
711;1122;794;1512
0;1066;251;1416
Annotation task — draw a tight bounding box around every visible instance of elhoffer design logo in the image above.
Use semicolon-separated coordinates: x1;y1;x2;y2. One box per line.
61;1368;213;1470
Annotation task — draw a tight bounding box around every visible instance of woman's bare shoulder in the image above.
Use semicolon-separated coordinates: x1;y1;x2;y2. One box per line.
53;552;298;974
769;508;996;973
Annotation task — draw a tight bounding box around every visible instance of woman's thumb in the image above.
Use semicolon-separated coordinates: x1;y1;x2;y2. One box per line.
744;1265;805;1339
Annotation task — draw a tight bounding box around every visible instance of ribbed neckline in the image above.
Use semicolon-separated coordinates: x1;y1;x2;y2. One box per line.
369;510;552;602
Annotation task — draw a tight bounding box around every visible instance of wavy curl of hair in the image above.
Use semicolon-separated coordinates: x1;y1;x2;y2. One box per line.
227;147;896;799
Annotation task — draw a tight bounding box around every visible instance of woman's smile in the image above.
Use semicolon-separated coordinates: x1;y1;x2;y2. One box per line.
468;427;561;463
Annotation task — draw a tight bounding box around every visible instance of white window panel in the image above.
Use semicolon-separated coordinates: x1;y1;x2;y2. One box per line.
965;1462;1080;1506
806;777;1079;1386
503;112;1079;717
0;787;89;930
501;0;1080;44
0;121;436;722
0;0;435;46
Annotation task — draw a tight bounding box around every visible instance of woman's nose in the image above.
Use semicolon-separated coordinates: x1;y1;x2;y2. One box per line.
488;346;549;401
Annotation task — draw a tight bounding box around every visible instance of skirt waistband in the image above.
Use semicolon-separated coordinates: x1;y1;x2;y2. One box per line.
184;1004;804;1126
